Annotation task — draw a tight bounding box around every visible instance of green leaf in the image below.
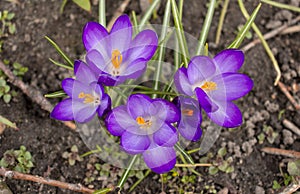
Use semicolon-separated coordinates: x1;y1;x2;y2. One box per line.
272;180;281;190
44;90;67;98
6;12;15;20
72;0;91;12
44;36;73;67
3;94;11;103
49;58;73;70
0;158;8;167
217;147;227;157
12;62;21;69
208;166;219;175
0;115;17;129
93;188;113;194
228;3;261;49
287;159;300;176
0;79;6;86
8;23;16;34
4;85;10;93
24;152;32;160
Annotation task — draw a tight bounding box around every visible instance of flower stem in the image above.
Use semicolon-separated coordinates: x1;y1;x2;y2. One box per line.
196;0;216;55
215;0;230;45
128;169;151;192
132;90;177;96
175;143;194;164
98;0;106;27
175;163;212;167
152;0;171;99
116;155;139;191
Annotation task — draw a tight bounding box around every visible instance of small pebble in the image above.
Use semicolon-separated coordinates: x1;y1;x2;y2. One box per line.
264;100;279;113
265;20;282;29
255;186;265;194
282;129;294;145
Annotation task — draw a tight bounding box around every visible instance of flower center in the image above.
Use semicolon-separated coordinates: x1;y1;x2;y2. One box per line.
78;92;100;104
182;109;194;116
201;81;217;92
111;49;122;69
136;116;152;129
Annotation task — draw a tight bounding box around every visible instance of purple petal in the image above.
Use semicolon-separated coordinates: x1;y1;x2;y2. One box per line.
187;56;216;85
153;123;178;147
61;78;75;97
213;49;244;73
74;60;97;84
109;15;132;52
195;87;219;113
152;99;180;123
127;94;153;119
97;93;111;117
72;100;98;123
207;101;243;128
105;105;135;136
174;68;194;96
177;97;202;141
122;58;147;77
121;131;150;154
125;29;158;61
86;49;110;74
50;98;74;121
82;21;108;51
143;144;176;174
98;73;118;86
211;73;253;101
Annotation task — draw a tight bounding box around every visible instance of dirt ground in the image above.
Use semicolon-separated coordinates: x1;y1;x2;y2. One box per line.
0;0;300;193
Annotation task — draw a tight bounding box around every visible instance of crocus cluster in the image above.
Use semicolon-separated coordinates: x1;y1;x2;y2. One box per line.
51;14;253;173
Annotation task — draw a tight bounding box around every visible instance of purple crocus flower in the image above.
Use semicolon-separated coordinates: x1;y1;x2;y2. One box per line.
82;15;158;86
173;96;202;141
105;94;180;173
51;60;111;123
174;49;253;128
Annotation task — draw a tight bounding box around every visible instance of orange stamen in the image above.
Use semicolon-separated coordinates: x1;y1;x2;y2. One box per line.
111;49;122;69
201;81;217;92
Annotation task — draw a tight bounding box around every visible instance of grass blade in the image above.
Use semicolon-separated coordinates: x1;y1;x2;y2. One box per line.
49;58;73;70
98;0;106;26
44;90;67;98
196;0;216;55
139;0;160;31
0;115;17;129
261;0;300;13
45;36;73;67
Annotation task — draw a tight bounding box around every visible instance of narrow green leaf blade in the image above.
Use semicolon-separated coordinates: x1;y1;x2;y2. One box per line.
44;90;67;98
45;36;73;67
228;3;262;49
0;115;18;129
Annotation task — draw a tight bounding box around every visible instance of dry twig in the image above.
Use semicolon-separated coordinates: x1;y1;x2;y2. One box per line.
261;147;300;158
0;60;76;130
0;167;95;193
107;0;131;32
283;119;300;136
278;81;300;111
242;16;300;52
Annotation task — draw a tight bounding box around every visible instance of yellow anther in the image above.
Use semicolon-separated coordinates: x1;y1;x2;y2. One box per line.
111;49;122;69
201;81;217;92
136;116;146;125
182;109;194;116
136;116;152;129
78;92;96;104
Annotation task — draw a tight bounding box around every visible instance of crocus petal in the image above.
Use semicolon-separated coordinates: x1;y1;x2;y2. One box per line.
82;21;108;51
213;49;244;73
51;98;74;121
127;94;153;119
143;144;176;174
152;99;180;123
121;131;150;154
72;100;98;123
97;93;111;117
125;29;158;61
178;123;202;141
74;60;97;84
187;56;216;85
122;58;147;78
86;49;110;74
211;73;253;101
109;15;132;52
153;123;178;147
61;78;75;97
177;97;202;141
207;101;242;128
174;68;194;96
105;105;136;136
195;87;219;113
